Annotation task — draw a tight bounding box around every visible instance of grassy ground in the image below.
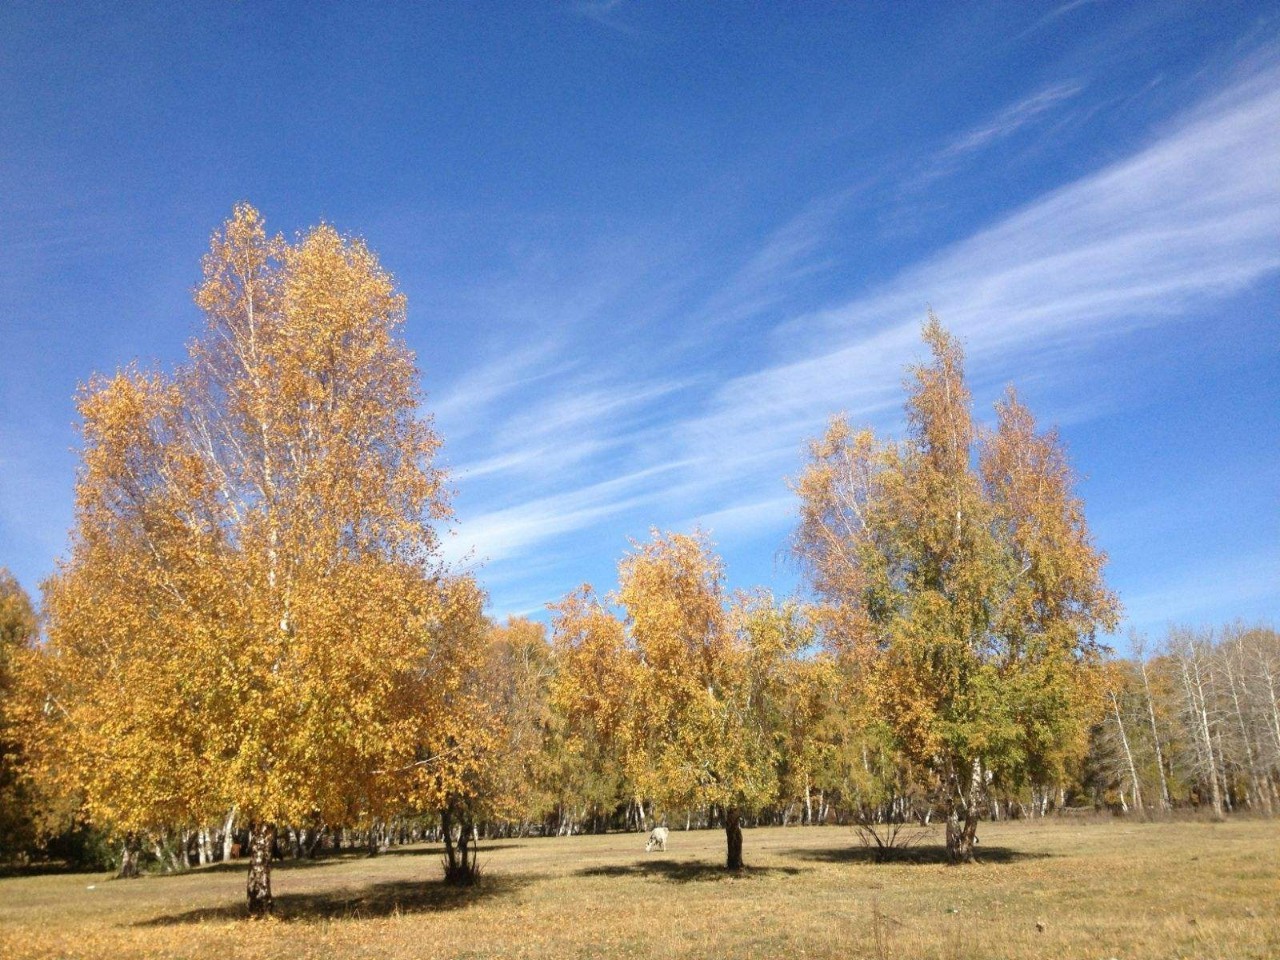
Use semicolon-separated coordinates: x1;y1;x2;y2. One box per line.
1;818;1276;959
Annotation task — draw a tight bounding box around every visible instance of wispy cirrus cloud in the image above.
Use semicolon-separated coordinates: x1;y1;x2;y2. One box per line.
451;379;689;483
569;0;640;36
683;193;856;336
680;495;797;543
674;58;1280;500
1018;0;1109;39
1120;550;1280;629
903;80;1085;195
442;460;690;566
939;81;1085;160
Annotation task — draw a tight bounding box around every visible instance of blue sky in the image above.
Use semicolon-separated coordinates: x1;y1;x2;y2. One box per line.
1;1;1277;645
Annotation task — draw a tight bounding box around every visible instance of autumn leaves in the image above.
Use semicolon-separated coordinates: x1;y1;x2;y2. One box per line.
15;205;1117;909
790;315;1118;861
553;315;1118;869
27;205;482;913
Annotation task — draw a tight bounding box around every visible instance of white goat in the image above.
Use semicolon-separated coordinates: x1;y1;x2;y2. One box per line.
645;826;669;852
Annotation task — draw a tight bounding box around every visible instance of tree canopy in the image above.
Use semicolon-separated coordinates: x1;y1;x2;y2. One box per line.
792;314;1119;860
553;531;803;868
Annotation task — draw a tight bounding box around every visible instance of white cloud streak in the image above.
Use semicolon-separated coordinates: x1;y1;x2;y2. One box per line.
1018;0;1109;39
442;461;690;565
1120;551;1280;630
940;81;1085;159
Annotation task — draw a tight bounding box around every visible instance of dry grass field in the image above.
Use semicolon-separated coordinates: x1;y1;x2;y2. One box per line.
1;818;1277;960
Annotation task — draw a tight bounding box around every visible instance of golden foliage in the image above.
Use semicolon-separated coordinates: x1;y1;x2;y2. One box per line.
0;570;42;852
23;205;472;840
553;532;790;820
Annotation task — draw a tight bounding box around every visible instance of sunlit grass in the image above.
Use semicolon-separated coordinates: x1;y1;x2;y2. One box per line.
1;818;1276;959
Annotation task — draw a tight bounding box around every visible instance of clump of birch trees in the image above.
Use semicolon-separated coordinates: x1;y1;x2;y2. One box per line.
1089;625;1280;817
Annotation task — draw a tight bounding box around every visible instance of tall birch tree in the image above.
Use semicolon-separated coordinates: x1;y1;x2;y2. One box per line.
793;315;1118;861
0;570;40;857
25;205;466;913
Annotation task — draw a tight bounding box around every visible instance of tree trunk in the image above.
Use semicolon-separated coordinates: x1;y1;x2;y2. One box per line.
1201;701;1224;818
117;832;141;879
1178;643;1224;818
1222;655;1266;811
246;822;275;917
945;806;980;863
306;825;325;858
221;806;238;861
946;763;982;864
153;833;186;873
1214;728;1233;813
441;805;479;885
1138;659;1173;811
1260;667;1280;773
441;807;454;871
724;806;744;870
1110;690;1144;814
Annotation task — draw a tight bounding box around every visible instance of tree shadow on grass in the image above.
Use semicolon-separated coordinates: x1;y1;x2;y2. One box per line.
136;873;532;925
0;854;354;882
784;844;1051;865
578;860;806;884
188;855;356;876
167;842;528;876
0;861;104;880
380;842;525;857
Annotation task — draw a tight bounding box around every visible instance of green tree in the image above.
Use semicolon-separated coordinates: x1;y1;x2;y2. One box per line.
793;315;1118;861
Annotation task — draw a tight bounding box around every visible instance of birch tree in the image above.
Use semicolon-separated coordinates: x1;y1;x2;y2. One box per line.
1134;635;1174;811
0;570;40;858
792;315;1118;861
552;532;788;869
1098;661;1144;813
1167;628;1225;818
1086;626;1279;816
1218;625;1276;813
25;205;469;913
1242;628;1280;805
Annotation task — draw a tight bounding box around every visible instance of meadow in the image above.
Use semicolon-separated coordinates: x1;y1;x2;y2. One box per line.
1;818;1276;960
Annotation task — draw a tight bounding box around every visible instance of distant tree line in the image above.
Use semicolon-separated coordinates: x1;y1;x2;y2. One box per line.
0;207;1272;914
1088;625;1280;817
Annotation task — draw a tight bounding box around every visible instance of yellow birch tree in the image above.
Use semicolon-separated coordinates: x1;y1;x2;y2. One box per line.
553;532;789;870
0;570;40;858
24;205;471;912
